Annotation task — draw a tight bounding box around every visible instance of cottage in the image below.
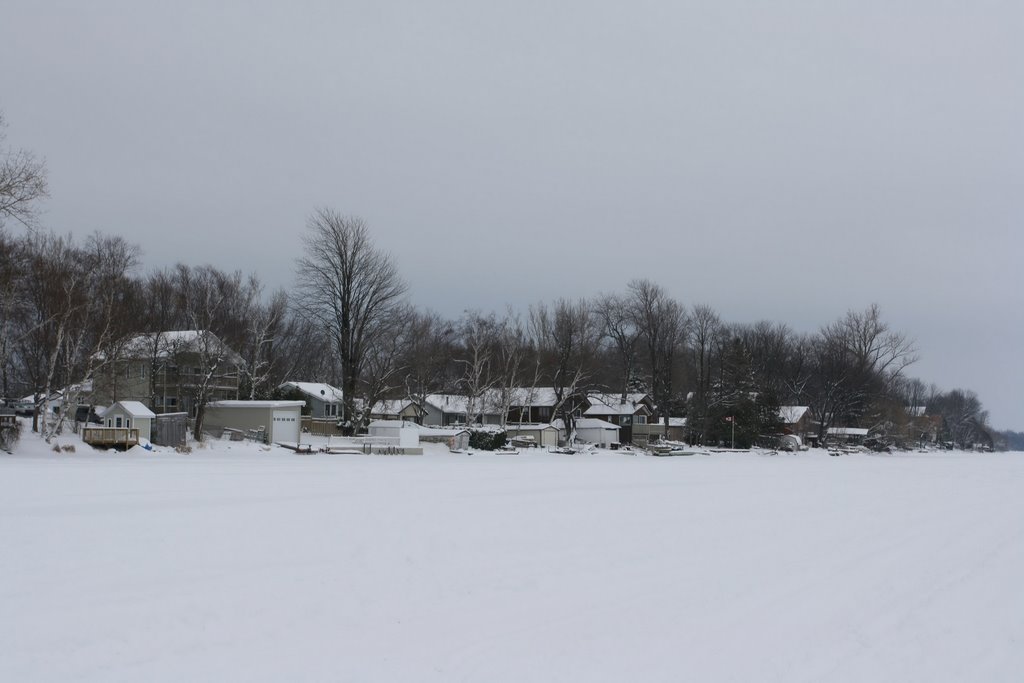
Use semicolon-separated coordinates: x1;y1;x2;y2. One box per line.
203;400;304;444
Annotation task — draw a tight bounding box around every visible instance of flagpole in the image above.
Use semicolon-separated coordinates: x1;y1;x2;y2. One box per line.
731;415;735;449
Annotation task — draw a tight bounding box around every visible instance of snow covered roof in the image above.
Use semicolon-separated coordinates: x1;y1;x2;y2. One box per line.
208;400;304;409
280;381;344;403
369;399;418;415
667;417;687;427
827;427;870;436
423;392;504;416
506;387;559;407
779;406;810;424
504;423;559;432
553;417;619;431
584;393;652;416
109;330;243;365
367;420;417;429
104;400;156;419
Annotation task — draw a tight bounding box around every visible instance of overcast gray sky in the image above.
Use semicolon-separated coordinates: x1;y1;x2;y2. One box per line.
3;1;1022;429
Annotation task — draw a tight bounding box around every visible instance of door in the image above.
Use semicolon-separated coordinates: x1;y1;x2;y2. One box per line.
272;410;300;443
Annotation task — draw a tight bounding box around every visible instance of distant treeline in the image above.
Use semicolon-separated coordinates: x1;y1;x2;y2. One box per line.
0;214;1005;449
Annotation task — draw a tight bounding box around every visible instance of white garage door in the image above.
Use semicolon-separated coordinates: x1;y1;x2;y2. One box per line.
272;410;300;443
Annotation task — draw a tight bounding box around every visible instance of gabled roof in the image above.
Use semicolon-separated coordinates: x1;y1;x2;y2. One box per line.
369;399;419;415
281;381;344;403
100;400;156;419
109;330;243;366
584;393;652;416
506;387;559;407
779;406;810;424
422;391;503;416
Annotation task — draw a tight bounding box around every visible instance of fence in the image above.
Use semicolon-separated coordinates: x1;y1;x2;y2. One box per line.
301;416;345;436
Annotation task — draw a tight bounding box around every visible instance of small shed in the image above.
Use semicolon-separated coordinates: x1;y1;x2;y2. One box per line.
204;400;305;444
417;425;471;451
101;401;156;441
153;412;188;447
504;423;559;448
367;420;420;448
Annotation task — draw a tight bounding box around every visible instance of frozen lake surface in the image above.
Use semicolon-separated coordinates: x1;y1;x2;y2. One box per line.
2;435;1022;681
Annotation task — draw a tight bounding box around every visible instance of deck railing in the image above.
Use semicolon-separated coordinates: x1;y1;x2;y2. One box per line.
82;427;140;448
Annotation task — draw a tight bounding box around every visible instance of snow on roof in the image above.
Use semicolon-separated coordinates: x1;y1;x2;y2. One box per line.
367;420;417;429
280;381;344;402
416;425;471;437
504;422;559;431
110;330;243;365
827;427;870;436
553;417;619;431
584;393;651;416
779;406;810;424
506;387;559;407
369;399;418;415
667;417;687;427
109;401;156;419
208;400;305;409
423;393;501;415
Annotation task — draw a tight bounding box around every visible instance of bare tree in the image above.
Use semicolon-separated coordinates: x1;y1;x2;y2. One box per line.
528;298;598;436
628;279;688;427
402;310;455;422
295;210;408;433
0;113;48;229
593;292;641;400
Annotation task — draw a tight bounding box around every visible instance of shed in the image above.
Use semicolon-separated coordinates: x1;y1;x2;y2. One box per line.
573;418;621;447
504;423;559;448
416;425;471;451
204;400;305;444
153;412;188;447
100;401;156;441
367;420;420;448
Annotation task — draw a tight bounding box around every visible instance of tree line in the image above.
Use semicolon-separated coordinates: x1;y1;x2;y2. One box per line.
0;115;1008;449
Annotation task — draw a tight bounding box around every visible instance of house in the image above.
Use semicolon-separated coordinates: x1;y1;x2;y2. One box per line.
368;398;422;423
92;330;244;416
202;400;304;444
279;381;345;419
421;393;503;426
554;417;620;448
506;387;564;424
779;406;814;437
99;401;156;441
583;392;655;443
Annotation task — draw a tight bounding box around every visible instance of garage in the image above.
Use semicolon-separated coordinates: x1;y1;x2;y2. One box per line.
203;400;305;445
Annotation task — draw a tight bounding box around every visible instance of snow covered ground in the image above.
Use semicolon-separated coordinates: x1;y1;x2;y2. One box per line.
2;425;1022;682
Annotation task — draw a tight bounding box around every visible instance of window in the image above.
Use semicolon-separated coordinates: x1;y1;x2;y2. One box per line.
621;415;632;426
635;415;646;425
115;416;123;428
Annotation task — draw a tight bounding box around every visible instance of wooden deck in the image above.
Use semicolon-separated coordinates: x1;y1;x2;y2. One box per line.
82;427;140;448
